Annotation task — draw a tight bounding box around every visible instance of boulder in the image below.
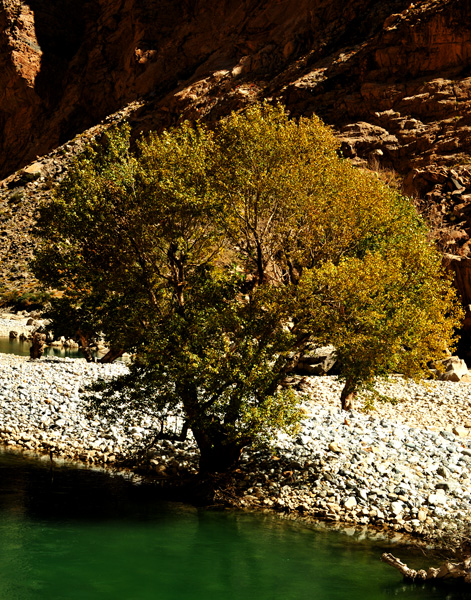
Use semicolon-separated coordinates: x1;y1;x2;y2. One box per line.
344;496;357;510
391;501;404;516
63;339;79;348
432;356;469;382
294;345;337;375
452;425;468;437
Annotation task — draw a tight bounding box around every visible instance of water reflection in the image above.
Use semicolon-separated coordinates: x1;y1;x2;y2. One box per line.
0;338;87;359
0;451;468;600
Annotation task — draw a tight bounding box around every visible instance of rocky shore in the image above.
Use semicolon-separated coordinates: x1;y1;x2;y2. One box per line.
0;314;40;338
1;352;471;541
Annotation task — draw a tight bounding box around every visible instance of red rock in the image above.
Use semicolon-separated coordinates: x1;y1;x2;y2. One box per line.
1;0;471;182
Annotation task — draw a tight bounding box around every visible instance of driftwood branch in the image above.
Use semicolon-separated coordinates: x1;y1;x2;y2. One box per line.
381;553;471;584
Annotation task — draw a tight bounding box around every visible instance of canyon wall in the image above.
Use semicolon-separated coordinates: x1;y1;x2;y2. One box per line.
2;0;471;323
5;0;470;180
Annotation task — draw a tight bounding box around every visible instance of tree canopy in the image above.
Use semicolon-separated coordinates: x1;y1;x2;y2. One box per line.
32;103;462;472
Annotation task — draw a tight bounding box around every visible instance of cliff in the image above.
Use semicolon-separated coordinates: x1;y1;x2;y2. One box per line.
2;0;471;179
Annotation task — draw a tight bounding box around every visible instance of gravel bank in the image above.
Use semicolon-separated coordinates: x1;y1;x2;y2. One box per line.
0;315;37;338
1;353;471;539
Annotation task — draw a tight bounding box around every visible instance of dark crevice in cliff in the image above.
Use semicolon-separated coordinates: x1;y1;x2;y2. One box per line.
24;0;90;105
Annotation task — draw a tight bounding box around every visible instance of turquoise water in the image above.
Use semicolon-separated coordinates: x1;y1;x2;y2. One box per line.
0;451;467;600
0;338;85;359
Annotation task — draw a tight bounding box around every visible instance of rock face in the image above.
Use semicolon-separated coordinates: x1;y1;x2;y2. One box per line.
2;0;471;181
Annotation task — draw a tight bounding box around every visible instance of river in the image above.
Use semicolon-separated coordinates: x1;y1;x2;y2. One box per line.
0;338;85;360
0;450;467;600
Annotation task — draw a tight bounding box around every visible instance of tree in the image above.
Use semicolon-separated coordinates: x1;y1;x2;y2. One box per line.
32;103;462;472
299;246;460;408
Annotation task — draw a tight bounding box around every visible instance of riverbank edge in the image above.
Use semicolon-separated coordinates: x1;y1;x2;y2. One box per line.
0;442;435;555
0;352;470;555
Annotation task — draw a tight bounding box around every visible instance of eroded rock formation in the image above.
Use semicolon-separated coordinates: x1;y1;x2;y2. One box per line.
2;0;471;180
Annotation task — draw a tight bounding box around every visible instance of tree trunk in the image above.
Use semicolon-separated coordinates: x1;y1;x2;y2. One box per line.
29;332;46;360
99;348;124;363
381;553;471;583
179;383;246;474
340;378;356;410
80;345;95;362
198;440;244;473
191;426;244;473
76;329;95;362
